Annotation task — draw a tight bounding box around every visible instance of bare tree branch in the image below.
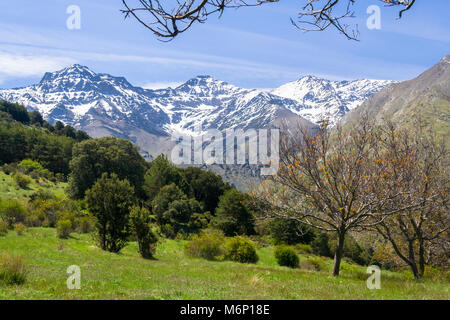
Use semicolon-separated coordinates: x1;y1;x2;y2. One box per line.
121;0;417;40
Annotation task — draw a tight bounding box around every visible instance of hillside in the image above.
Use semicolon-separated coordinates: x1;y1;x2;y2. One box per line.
0;171;67;201
0;228;448;300
343;56;450;142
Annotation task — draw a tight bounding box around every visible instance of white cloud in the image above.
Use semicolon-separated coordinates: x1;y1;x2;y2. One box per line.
0;51;75;79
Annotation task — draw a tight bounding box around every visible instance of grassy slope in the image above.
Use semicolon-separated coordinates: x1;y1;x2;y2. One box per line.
0;171;67;202
0;228;448;300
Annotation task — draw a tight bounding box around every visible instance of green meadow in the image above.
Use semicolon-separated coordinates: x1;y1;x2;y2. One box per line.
0;228;448;300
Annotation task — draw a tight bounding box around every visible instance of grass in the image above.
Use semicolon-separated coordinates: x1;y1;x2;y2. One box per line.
0;171;67;201
0;228;448;300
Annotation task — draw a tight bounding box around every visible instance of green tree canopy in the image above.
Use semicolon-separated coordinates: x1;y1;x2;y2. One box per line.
151;183;187;224
181;167;230;214
68;137;147;199
144;155;190;201
213;189;255;236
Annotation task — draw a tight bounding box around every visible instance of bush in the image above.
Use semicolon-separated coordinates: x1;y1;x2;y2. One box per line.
12;173;32;189
296;243;312;254
56;219;72;239
76;216;95;234
17;159;51;179
269;218;315;245
29;188;56;202
311;232;332;258
224;236;258;264
14;223;27;235
302;256;326;271
184;229;225;260
1;164;16;175
27;198;80;228
0;200;28;228
0;252;27;285
274;246;299;268
0;220;8;236
129;206;158;259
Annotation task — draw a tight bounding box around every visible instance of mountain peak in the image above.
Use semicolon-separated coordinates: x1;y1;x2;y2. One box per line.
40;64;96;83
175;75;242;96
440;55;450;64
298;75;321;81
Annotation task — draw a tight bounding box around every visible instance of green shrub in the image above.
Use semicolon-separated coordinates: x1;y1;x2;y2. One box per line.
29;188;56;202
0;200;28;228
1;164;16;175
12;173;32;189
17;159;51;179
303;256;326;271
0;252;27;285
184;229;225;260
311;232;332;258
76;216;95;234
14;223;27;235
269;218;315;245
129;206;158;259
56;219;72;239
296;243;312;254
274;246;299;268
224;236;258;264
423;266;450;281
27;197;82;228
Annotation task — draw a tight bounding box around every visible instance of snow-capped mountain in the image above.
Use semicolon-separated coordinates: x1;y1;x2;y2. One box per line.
272;75;393;125
0;65;314;158
0;65;391;159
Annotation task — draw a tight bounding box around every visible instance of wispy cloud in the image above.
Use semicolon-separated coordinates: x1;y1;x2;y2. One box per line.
0;51;75;83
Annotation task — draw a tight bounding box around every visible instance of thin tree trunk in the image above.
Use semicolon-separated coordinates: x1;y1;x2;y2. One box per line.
332;231;345;276
418;237;426;278
408;240;421;279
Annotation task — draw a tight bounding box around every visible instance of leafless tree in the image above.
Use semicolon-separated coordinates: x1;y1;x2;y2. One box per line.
121;0;417;40
252;118;410;276
372;122;449;279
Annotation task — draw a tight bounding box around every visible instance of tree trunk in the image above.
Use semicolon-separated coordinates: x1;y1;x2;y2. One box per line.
332;231;345;276
418;237;426;278
408;240;421;279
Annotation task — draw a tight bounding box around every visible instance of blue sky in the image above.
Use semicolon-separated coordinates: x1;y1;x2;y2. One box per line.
0;0;448;90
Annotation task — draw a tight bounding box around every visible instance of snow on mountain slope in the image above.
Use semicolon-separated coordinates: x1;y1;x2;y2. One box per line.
0;65;392;159
0;65;315;157
272;75;393;125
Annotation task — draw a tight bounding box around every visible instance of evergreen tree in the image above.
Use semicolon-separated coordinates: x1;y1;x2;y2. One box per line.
85;173;135;253
213;189;255;236
143;155;190;201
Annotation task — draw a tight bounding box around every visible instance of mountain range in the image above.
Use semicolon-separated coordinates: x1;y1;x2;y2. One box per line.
0;65;392;160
